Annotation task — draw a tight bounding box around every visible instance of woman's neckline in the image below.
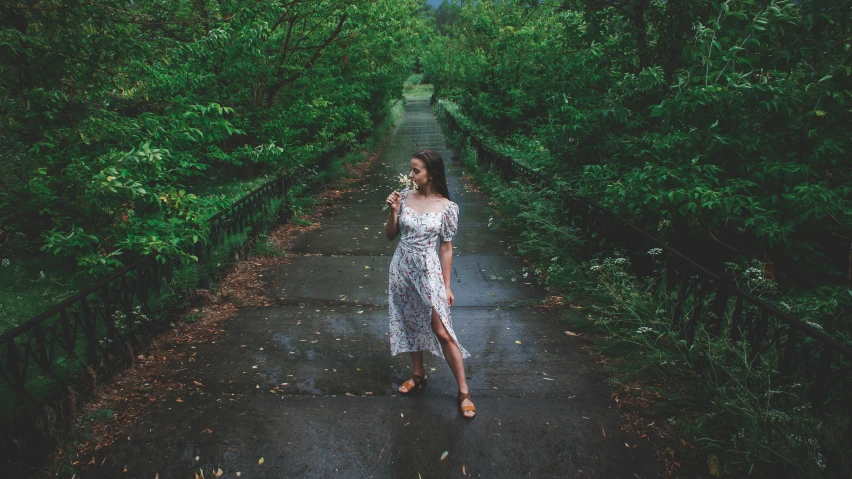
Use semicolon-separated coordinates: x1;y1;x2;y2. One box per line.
403;203;448;216
404;189;452;216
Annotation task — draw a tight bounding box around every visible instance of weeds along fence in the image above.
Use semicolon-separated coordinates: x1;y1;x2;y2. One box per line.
434;97;852;453
0;141;350;473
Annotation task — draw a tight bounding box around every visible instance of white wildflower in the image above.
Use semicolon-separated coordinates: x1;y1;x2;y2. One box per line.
39;271;45;279
397;173;416;190
589;265;602;272
1;258;9;267
647;248;662;256
636;326;654;334
805;320;824;331
614;258;628;265
382;173;416;212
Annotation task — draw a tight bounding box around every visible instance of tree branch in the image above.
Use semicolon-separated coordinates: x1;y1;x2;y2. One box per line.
265;13;347;106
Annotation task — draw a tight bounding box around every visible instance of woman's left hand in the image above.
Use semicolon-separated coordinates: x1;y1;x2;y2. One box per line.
445;286;454;307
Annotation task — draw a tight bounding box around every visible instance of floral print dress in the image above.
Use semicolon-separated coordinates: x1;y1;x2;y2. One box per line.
388;189;470;359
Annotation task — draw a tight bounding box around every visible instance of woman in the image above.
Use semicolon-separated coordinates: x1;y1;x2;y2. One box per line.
384;149;475;419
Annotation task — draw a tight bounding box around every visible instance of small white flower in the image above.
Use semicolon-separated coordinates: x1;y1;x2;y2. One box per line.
636;326;654;334
522;272;529;278
1;258;9;267
397;173;416;190
647;248;662;256
39;271;45;279
551;257;558;262
589;265;602;271
805;320;824;330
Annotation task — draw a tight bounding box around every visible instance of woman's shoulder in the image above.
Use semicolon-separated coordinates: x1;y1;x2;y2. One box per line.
442;198;457;212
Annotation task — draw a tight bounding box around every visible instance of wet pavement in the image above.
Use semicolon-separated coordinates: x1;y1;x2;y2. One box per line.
78;90;656;478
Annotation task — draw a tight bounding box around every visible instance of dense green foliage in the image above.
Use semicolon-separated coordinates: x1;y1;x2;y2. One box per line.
424;0;851;324
441;105;850;479
426;1;852;475
0;0;428;326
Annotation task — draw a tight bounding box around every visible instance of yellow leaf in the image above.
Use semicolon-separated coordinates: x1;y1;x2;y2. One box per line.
259;457;265;465
708;454;721;477
815;110;826;116
440;451;448;460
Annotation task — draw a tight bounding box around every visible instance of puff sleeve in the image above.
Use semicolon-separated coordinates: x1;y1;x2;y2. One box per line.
440;201;459;242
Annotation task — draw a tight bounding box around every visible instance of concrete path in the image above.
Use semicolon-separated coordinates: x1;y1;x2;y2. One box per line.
79;90;655;478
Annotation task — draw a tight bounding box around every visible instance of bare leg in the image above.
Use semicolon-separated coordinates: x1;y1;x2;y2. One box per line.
398;351;425;393
431;308;474;417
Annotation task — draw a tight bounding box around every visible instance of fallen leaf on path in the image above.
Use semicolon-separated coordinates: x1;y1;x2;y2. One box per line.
440;451;448;460
259;457;265;464
542;378;555;381
564;331;579;336
601;424;606;437
514;341;521;344
213;468;224;477
462;465;467;475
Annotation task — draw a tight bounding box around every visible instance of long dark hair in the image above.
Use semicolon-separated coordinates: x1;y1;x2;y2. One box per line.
412;149;452;201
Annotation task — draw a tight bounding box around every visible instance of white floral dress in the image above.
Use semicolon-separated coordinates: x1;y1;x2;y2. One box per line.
388;189;470;359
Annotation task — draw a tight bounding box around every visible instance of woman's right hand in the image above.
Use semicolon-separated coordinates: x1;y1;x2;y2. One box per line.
386;191;401;214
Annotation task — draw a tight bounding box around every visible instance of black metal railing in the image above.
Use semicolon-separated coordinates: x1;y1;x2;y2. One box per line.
434;98;852;422
0;144;352;411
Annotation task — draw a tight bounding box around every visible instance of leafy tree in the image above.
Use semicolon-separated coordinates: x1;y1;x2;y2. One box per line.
424;0;851;293
0;0;425;278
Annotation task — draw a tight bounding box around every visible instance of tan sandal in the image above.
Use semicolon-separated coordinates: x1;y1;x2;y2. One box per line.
398;374;427;394
457;391;476;418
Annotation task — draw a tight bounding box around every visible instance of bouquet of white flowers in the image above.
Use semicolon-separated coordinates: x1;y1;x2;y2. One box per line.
382;173;417;211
